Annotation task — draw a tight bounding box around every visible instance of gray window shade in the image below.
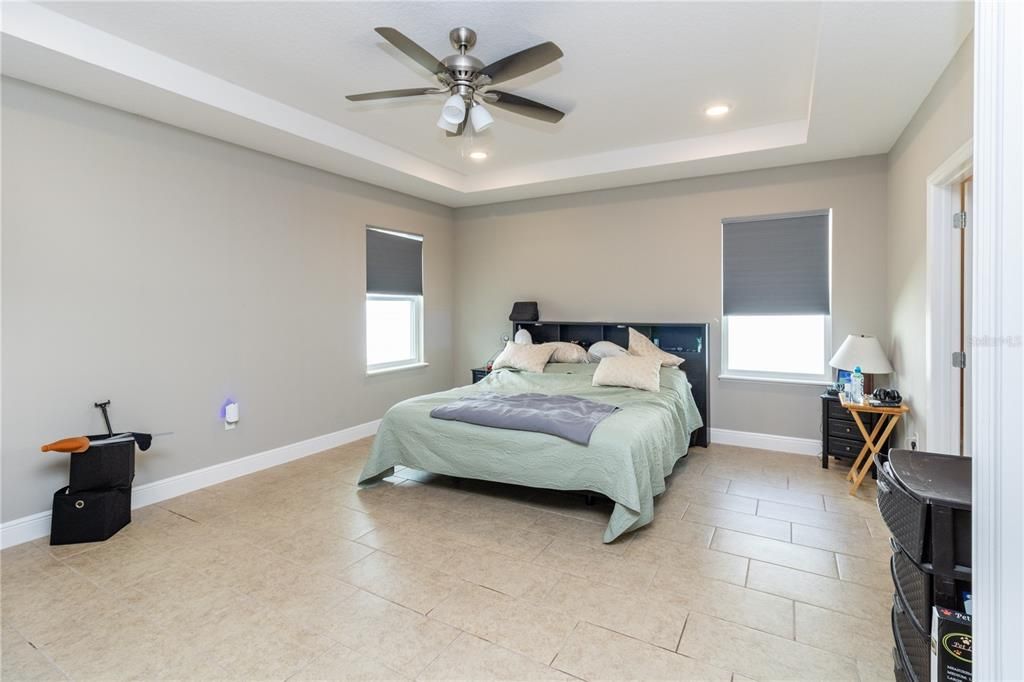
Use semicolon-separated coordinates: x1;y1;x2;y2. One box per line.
366;227;423;296
722;210;830;315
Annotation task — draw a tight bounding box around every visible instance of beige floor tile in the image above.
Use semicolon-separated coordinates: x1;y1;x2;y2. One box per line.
678;612;859;681
662;487;759;515
639;515;716;548
2;572;126;648
651;565;795;638
836;552;895;591
666;470;732;493
542;574;688;650
340;551;464;615
623;533;749;586
441;545;563;600
529;511;625;552
683;504;791;541
354;522;469;569
727;481;826;510
710;528;838;577
553;622;731;681
703;465;790;489
794;603;895;673
59;536;176;587
756;500;872;535
290;642;409;681
428;583;578;665
792;523;893;561
1;624;67;680
746;561;890;622
858;655;899;682
823;493;881;518
328;590;460;679
267;528;376;577
533;538;659;591
418;632;573;681
446;515;555;561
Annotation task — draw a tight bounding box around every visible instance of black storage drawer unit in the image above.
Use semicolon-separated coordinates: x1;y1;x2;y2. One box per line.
820;394;890;469
50;486;132;545
876;450;972;571
68;436;136;493
892;600;929;682
880;449;972;682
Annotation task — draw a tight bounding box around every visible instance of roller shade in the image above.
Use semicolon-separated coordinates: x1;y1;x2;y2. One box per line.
722;210;830;315
366;227;423;296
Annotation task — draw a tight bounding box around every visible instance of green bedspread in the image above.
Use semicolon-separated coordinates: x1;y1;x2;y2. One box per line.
358;363;703;543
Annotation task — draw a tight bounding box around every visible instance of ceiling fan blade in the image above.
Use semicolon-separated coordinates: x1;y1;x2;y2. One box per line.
346;88;441;102
485;91;565;123
375;27;447;76
480;42;563;85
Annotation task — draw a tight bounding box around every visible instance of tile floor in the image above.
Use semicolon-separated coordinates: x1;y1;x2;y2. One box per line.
1;439;895;681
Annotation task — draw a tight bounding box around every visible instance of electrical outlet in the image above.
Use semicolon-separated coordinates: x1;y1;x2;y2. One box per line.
906;433;919;450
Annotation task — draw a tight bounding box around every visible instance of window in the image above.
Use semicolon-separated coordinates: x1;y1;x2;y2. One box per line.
366;227;424;372
721;210;831;383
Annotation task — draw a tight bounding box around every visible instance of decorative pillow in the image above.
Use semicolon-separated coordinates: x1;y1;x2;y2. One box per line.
588;340;628;362
628;327;684;367
542;342;590;364
592;355;662;392
491;341;555;373
514;328;533;345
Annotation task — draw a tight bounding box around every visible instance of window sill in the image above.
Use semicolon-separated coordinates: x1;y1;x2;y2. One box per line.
718;374;830;387
367;362;429;376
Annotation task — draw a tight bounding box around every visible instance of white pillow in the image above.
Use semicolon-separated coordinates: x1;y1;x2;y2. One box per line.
514;328;533;344
491;341;555;373
628;327;684;367
542;342;590;364
592;355;662;392
588;340;628;362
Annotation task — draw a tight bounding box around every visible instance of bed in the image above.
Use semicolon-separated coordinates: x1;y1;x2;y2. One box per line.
359;321;709;543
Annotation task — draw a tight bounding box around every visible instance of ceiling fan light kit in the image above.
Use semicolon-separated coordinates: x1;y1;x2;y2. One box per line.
347;26;565;145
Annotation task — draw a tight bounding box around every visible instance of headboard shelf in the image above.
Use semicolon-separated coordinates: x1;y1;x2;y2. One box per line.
512;320;710;448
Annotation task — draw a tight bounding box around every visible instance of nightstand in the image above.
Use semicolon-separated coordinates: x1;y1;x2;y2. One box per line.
471;367;491;384
820;393;891;471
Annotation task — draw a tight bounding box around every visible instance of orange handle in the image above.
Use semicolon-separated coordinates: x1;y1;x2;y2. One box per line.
41;437;91;454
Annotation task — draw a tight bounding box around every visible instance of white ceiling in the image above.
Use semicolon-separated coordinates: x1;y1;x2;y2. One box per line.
1;2;972;207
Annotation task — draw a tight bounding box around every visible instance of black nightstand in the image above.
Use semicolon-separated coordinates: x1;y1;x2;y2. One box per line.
471;367;491;384
820;393;890;470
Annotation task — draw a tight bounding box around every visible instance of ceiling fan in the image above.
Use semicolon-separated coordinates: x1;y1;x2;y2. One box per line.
347;27;565;137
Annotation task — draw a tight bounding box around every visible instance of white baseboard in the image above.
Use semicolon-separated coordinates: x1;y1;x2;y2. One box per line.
710;428;821;456
0;419;381;550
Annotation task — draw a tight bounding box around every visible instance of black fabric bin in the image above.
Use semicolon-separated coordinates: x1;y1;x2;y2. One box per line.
68;436;135;493
50;486;131;545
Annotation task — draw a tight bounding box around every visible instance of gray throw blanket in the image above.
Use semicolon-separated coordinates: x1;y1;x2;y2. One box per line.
429;392;620;445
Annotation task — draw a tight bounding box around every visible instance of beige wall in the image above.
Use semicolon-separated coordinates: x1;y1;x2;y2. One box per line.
887;34;974;447
1;79;455;522
453;155;889;441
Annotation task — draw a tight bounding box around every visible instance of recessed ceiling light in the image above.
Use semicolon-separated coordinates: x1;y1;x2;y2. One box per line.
705;104;731;118
469;151;488;161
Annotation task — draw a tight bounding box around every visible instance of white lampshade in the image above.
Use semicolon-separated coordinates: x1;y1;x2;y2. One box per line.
829;334;893;374
469;103;494;132
436;113;459;133
442;94;466;124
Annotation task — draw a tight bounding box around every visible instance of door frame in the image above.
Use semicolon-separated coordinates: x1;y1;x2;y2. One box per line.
924;140;972;453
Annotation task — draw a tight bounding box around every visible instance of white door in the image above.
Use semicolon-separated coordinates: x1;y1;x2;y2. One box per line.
958;176;973;456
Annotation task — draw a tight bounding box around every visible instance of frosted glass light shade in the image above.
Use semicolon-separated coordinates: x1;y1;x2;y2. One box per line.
829;334;893;374
469;104;494;132
436;113;459;133
442;94;466;124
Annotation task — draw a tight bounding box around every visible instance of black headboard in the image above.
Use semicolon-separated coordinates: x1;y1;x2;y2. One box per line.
512;320;710;448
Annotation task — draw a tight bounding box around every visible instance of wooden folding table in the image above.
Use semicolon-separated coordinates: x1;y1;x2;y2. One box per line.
840;397;910;494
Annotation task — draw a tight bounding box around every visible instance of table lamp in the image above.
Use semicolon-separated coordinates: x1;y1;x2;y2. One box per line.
829;334;893;393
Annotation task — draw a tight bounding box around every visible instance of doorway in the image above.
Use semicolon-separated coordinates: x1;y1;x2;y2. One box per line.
957;176;972;456
924;141;972;456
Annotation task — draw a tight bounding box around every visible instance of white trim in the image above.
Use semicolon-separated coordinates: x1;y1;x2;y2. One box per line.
973;2;1024;678
366;362;429;376
717;374;830;387
0;419;381;550
924;139;973;453
710;428;821;456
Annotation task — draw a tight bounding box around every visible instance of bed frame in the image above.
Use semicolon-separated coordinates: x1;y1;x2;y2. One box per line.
512;320;710;447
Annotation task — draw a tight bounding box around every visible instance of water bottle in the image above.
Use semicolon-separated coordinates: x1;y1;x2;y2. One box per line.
851;366;865;403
